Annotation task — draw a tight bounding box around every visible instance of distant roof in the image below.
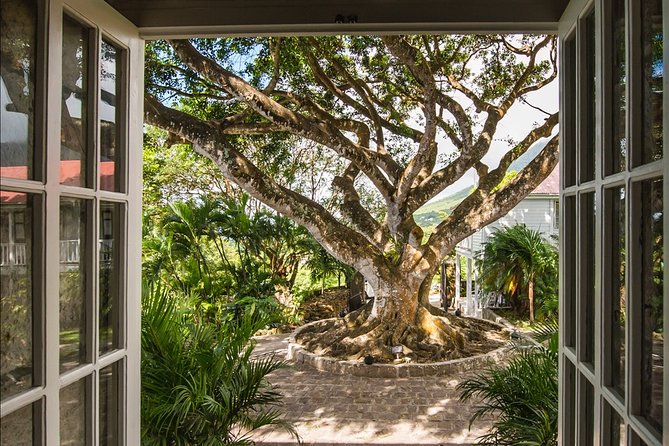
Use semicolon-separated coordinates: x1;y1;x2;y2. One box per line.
530;164;559;195
1;161;115;203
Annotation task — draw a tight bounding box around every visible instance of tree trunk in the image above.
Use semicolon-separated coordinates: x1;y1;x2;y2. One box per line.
528;280;535;322
300;273;466;362
348;272;366;312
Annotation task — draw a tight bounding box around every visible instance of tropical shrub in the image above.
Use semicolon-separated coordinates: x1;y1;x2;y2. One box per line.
476;224;558;321
457;320;558;446
143;193;331;324
141;281;298;445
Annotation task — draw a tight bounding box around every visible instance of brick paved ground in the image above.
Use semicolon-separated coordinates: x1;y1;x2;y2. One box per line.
251;334;493;446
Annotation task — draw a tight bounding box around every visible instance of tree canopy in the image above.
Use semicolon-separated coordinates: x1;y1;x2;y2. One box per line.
144;34;559;361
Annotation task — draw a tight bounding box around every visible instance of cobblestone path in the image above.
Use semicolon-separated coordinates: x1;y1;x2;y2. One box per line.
251;334;493;445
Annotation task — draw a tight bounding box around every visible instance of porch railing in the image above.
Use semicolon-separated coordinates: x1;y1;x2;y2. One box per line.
1;240;113;266
0;243;27;266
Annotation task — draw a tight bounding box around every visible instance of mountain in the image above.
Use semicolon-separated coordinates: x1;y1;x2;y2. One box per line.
413;185;473;230
413;138;550;231
507;138;549;171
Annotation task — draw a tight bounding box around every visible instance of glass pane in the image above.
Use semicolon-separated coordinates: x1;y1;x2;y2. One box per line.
639;178;663;434
100;40;123;192
60;15;89;188
609;405;626;445
609;0;627;174
636;0;663;166
582;376;595;446
60;378;87;446
564;195;576;347
606;187;626;395
563;360;576;444
60;197;88;373
99;362;119;446
0;192;34;400
580;11;596;183
580;192;596;365
99;202;121;355
0;403;33;446
631;431;649;446
0;0;38;180
564;34;577;187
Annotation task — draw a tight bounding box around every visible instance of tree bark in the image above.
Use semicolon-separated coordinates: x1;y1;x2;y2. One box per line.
528;280;535;322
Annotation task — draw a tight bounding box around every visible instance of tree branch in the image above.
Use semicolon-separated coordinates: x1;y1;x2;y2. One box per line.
424;134;559;264
145;93;392;275
168;39;397;199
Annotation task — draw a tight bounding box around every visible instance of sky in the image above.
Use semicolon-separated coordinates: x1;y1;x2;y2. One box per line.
2;38;559;202
436;73;559;199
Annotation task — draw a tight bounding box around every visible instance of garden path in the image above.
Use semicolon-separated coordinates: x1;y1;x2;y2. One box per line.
251;333;493;446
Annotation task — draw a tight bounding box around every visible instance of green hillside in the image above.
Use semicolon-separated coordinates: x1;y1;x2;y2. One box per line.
414;139;550;232
413;185;474;230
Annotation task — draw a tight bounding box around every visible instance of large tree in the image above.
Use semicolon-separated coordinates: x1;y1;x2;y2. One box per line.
144;35;558;361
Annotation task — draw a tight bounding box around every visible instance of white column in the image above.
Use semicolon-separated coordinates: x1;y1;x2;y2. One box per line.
466;257;473;315
455;254;461;309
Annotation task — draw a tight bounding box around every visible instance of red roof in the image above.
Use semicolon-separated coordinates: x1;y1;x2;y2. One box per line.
530;164;559;195
1;161;115;203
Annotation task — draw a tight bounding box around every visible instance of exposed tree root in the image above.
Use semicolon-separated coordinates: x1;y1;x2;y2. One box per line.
296;303;508;363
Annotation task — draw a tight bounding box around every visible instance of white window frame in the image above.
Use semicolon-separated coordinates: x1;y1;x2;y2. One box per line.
559;0;669;444
0;0;142;444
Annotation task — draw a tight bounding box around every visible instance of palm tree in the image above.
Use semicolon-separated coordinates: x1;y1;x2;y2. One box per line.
476;224;557;322
458;319;559;445
161;197;226;296
141;281;298;445
305;243;354;294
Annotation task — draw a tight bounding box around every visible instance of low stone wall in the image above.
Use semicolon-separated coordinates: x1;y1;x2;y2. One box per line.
480;308;541;347
287;318;513;378
480;307;515;328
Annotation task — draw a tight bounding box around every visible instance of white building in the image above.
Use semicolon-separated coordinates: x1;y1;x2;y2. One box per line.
451;166;560;315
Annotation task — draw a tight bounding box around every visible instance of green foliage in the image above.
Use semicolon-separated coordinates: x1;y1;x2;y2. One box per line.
143;189;344;323
458;320;559;446
476;224;558;319
304;244;354;292
143;127;234;224
141;281;298;445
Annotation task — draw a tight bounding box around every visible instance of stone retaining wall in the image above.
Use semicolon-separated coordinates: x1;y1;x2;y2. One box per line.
287;318;513;378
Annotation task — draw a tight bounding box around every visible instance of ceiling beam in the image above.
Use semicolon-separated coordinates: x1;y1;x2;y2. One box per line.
105;0;569;38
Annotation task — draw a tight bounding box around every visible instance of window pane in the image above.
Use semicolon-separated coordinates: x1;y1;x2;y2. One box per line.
60;197;88;373
60;378;87;446
100;40;123;192
99;362;119;446
0;192;34;400
0;0;38;180
607;403;626;445
564;195;576;347
0;403;34;446
580;10;596;183
564;34;577;187
581;376;595;446
638;178;663;434
60;15;90;188
563;360;577;444
630;431;649;446
609;0;627;174
580;192;596;365
636;0;663;166
99;202;121;355
606;187;625;395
